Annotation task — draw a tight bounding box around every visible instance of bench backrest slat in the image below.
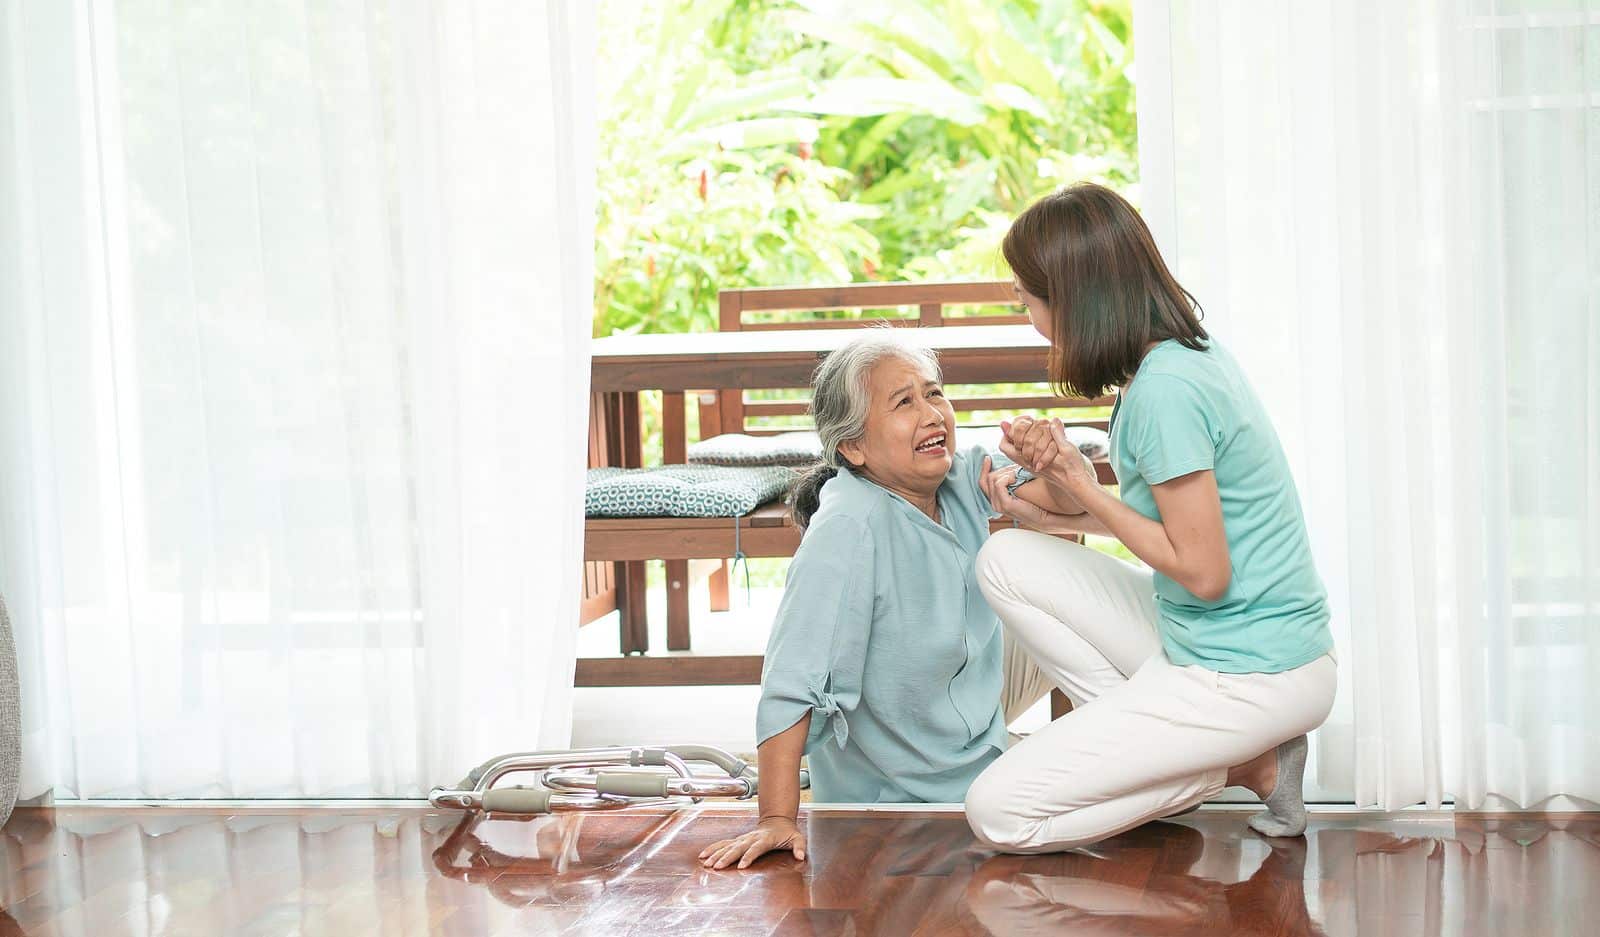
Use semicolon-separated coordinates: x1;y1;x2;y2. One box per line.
707;282;1105;439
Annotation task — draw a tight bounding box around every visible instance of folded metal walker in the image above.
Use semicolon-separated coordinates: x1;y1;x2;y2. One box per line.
429;745;809;816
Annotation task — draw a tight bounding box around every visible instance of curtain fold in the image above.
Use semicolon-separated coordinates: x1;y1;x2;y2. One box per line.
0;0;593;798
1133;0;1598;808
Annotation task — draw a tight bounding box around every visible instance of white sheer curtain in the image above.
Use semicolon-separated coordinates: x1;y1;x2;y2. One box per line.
0;0;594;798
1134;0;1598;808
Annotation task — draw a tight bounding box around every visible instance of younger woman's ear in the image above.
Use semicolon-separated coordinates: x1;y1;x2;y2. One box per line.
838;440;866;468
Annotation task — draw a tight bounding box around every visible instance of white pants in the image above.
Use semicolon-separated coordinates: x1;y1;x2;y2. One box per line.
966;529;1337;853
1000;613;1058;727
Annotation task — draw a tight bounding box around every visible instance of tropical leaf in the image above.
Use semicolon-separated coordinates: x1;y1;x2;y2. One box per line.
939;160;996;225
982;83;1049;119
1084;7;1127;66
594;0;1137;340
844;112;911;171
675;75;815;129
783;77;986;124
664;61;712;127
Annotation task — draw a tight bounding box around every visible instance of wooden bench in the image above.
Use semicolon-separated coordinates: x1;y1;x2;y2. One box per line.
579;282;1115;695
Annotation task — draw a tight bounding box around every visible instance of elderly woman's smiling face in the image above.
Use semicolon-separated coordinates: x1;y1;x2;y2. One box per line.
837;355;957;498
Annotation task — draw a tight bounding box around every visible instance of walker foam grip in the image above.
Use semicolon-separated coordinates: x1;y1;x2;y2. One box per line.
594;772;671;797
667;745;744;775
482;787;553;814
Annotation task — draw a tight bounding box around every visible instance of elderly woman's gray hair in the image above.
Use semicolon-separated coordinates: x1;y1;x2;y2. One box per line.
789;330;942;530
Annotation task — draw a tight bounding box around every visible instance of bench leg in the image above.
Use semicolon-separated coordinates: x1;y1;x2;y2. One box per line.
707;559;730;612
617;560;649;654
666;559;691;651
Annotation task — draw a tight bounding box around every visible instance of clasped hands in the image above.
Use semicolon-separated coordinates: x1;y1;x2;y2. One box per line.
978;415;1099;533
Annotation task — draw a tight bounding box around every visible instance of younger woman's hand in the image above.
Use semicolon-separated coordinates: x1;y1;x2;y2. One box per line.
699;816;807;870
980;457;1090;535
1011;417;1096;494
1001;415;1061;472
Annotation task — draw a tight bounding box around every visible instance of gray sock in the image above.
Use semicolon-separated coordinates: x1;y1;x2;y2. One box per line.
1247;735;1309;837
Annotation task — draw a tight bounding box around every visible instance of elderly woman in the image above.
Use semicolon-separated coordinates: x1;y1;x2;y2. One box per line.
699;330;1086;871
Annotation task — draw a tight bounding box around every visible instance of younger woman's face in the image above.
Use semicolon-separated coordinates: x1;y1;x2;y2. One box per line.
1013;279;1052;341
837;357;956;497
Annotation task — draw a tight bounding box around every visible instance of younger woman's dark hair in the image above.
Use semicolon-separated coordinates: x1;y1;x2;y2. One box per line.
1002;182;1207;399
789;330;941;531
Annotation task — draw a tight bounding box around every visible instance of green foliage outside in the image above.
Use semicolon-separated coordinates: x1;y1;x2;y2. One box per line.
594;0;1145;584
595;0;1139;337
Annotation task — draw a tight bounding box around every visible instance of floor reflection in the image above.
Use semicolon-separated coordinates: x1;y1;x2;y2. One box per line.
965;822;1325;936
0;806;1594;936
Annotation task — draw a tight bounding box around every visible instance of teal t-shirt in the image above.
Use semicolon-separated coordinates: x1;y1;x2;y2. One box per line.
1110;338;1332;673
755;445;1009;803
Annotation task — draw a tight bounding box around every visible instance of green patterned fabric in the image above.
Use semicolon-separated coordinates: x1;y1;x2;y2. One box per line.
585;464;797;518
687;431;823;468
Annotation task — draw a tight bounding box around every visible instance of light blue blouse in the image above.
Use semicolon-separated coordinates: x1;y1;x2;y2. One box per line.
755;445;1008;803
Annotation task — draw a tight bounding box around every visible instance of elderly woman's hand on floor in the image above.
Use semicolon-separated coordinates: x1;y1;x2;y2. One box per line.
699;816;807;869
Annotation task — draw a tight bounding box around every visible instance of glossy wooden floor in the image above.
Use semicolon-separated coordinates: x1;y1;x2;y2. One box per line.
0;805;1594;936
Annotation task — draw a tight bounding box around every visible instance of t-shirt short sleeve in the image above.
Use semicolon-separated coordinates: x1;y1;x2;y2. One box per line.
1122;374;1222;485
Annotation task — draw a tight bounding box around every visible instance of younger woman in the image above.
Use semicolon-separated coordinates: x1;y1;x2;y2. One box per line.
965;183;1336;852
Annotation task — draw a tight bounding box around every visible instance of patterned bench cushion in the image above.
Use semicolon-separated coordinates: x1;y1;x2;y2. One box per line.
585;464;797;518
687;432;823;468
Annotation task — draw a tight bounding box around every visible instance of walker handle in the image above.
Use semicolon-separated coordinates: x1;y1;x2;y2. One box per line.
482;787;553;815
594;772;671;798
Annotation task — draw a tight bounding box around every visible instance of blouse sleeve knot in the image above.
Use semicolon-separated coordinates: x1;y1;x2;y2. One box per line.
805;677;851;749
